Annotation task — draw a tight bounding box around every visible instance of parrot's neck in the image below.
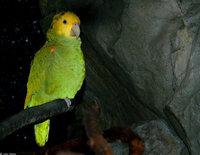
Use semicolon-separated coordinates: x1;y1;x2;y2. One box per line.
46;29;81;46
48;37;81;46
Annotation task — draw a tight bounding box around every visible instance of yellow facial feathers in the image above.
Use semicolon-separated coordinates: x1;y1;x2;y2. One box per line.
51;11;81;39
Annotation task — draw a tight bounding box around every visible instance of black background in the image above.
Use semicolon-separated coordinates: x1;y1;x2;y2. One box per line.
0;0;46;151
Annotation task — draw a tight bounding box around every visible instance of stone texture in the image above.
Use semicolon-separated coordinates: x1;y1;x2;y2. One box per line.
109;120;185;155
39;0;200;154
109;141;129;155
133;120;184;155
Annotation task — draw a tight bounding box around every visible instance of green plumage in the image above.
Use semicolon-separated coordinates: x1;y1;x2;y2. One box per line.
27;39;85;107
24;12;85;146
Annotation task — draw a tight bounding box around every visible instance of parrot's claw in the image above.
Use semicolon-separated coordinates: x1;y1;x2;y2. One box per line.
64;98;71;108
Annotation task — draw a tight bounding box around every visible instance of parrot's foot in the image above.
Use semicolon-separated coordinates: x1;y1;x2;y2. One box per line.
64;98;76;111
64;98;71;108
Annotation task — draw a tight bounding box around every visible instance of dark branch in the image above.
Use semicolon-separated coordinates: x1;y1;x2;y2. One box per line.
0;99;72;141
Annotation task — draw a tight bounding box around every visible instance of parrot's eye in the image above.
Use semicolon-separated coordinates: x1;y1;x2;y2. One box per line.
63;20;68;25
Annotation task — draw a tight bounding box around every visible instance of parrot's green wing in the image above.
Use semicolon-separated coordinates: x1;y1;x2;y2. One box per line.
24;43;54;147
24;43;52;109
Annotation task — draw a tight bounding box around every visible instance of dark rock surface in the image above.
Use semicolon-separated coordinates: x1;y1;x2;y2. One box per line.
39;0;200;154
133;120;185;155
110;141;129;155
110;120;185;155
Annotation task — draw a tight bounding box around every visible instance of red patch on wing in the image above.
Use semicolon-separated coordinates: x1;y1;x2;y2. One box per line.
51;46;55;52
24;93;33;109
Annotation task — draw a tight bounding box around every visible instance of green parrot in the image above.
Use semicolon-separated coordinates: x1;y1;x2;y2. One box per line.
24;11;85;147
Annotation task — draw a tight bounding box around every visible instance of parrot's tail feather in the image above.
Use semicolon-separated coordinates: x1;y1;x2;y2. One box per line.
34;119;50;147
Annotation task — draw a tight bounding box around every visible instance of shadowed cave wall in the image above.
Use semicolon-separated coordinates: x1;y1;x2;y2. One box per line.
39;0;200;154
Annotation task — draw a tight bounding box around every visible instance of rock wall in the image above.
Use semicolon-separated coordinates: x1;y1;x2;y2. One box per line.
39;0;200;154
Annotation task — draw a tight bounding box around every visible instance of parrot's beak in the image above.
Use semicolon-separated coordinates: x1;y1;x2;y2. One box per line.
70;23;80;38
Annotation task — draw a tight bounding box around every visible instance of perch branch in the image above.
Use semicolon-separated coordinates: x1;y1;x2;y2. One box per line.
0;99;73;141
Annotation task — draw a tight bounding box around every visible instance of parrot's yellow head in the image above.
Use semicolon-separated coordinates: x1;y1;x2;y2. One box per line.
48;11;81;39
